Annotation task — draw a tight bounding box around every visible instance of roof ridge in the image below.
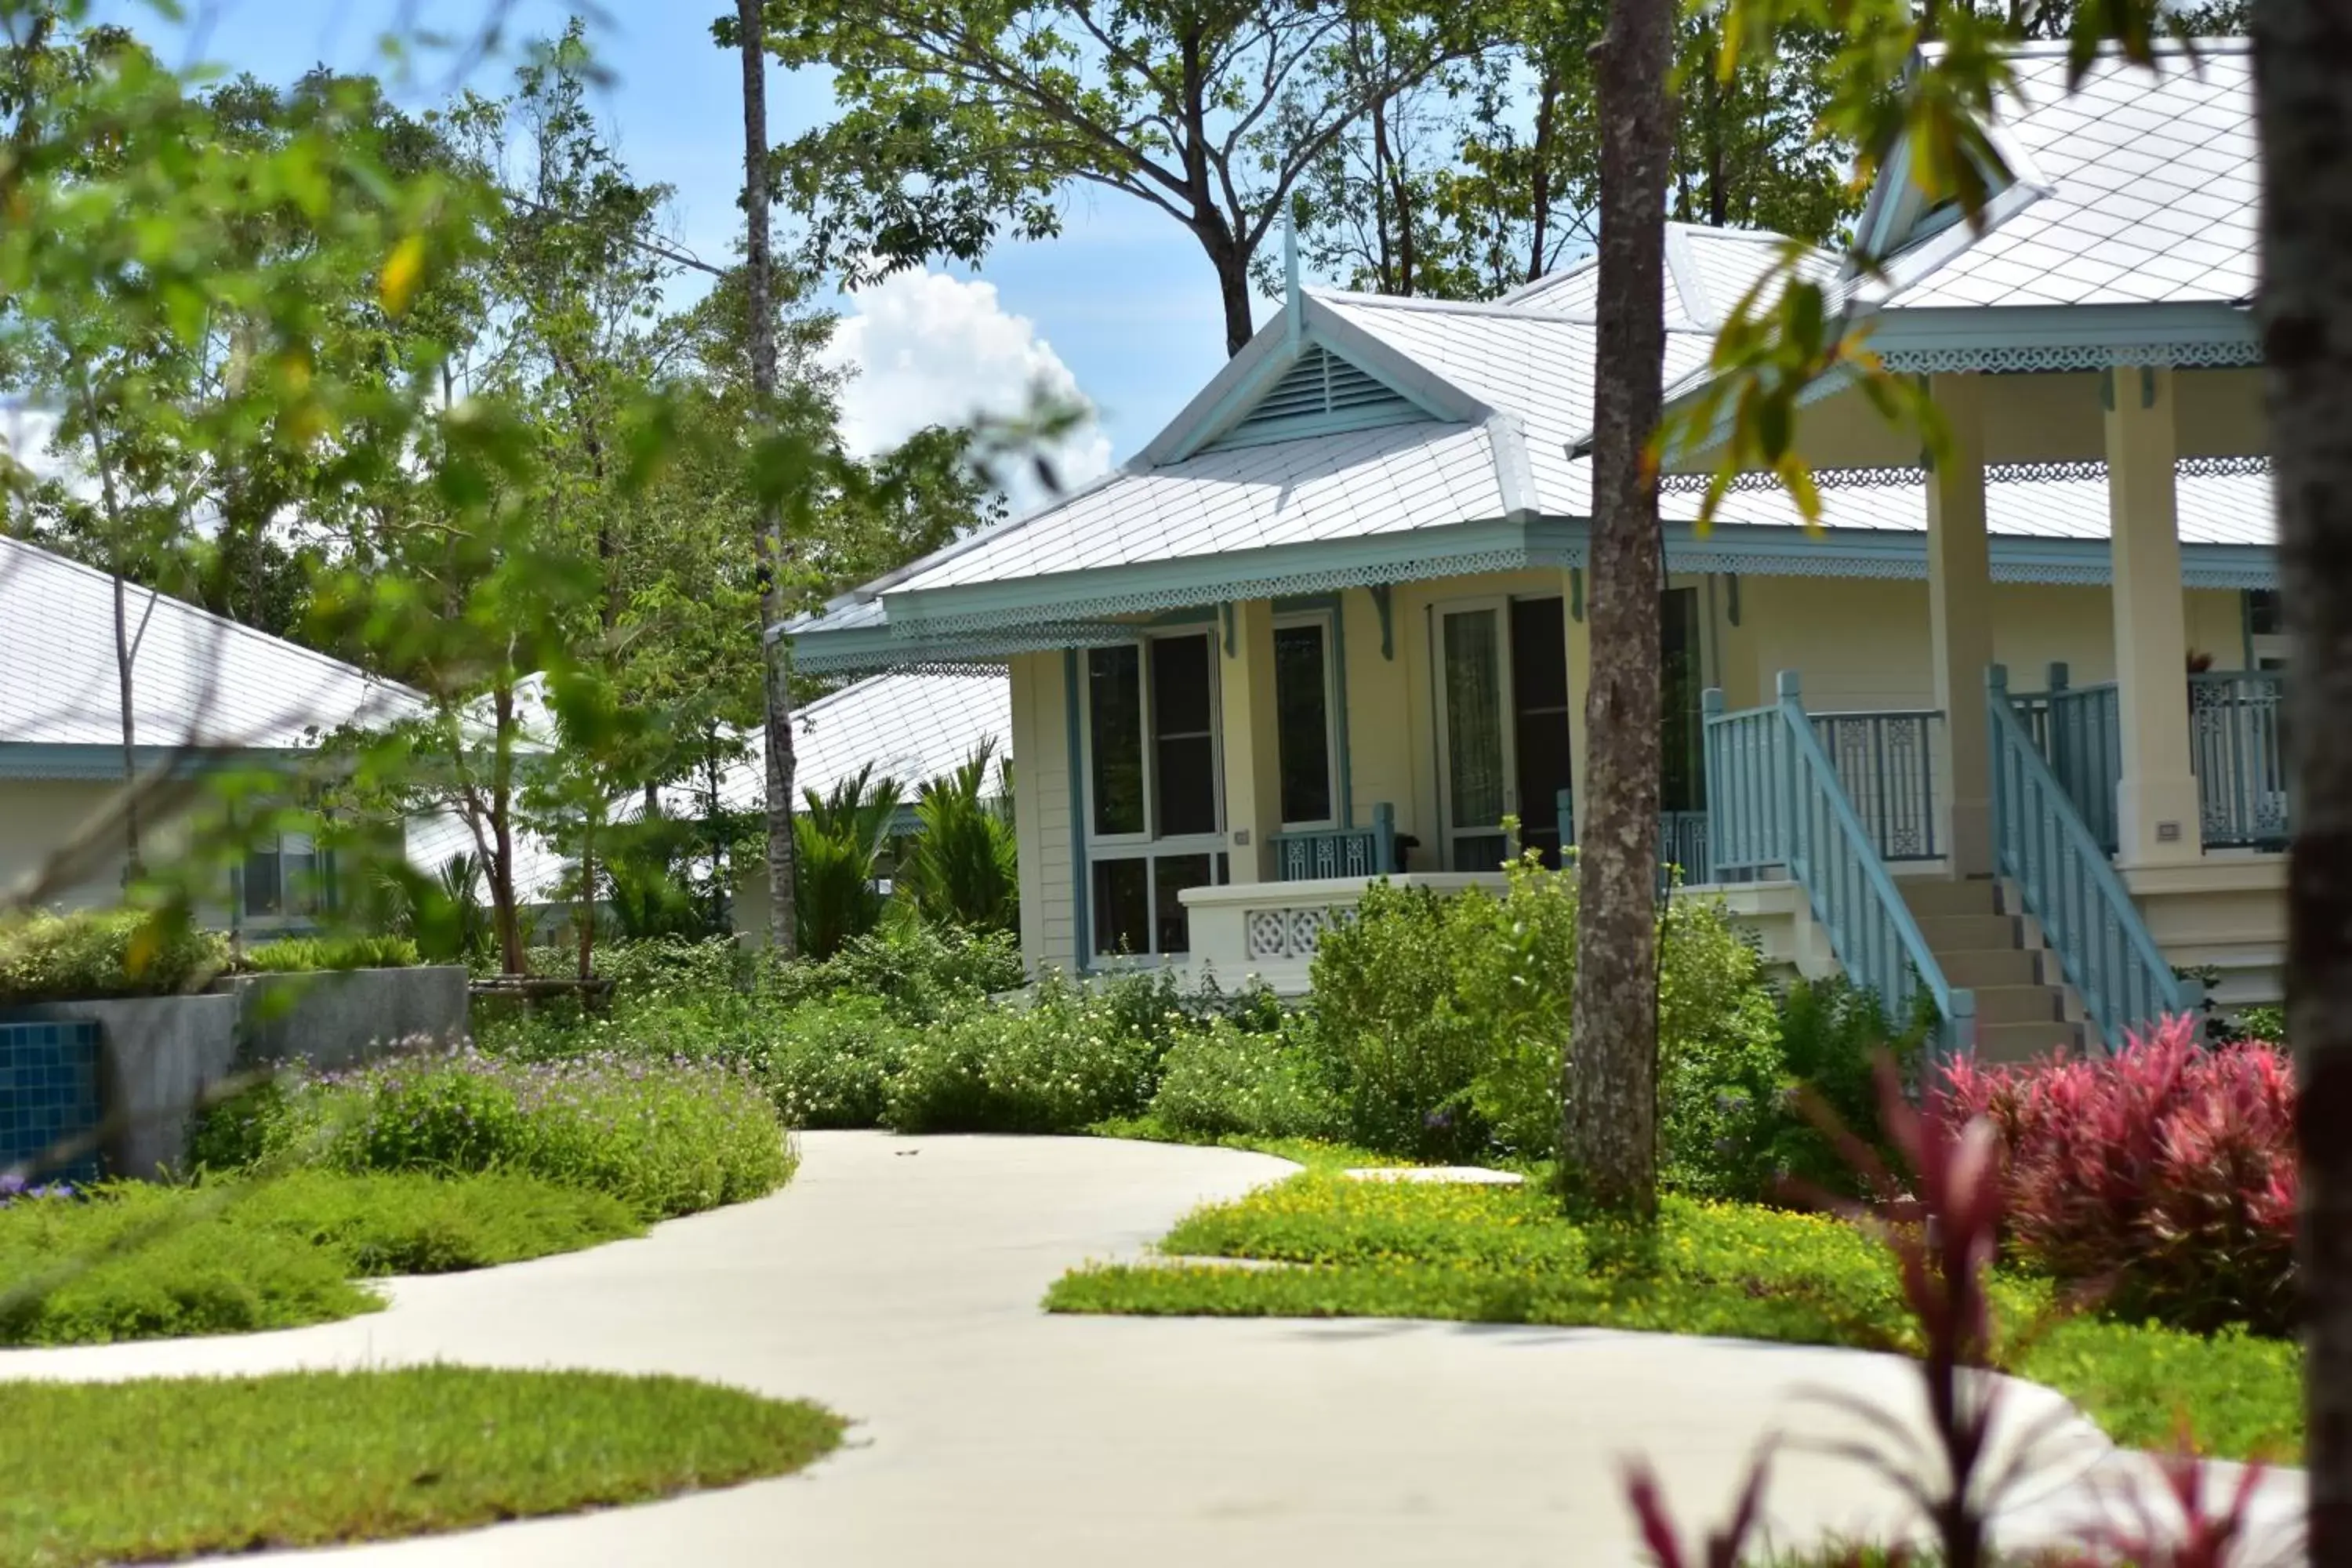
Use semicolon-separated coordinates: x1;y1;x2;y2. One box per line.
0;532;421;703
1926;34;2249;61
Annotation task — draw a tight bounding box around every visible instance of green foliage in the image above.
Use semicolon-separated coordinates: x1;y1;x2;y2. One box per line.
1765;977;1924;1195
1051;1171;2295;1462
0;1367;842;1566
1306;879;1512;1160
0;1171;641;1346
2236;1003;2287;1046
898;739;1018;935
793;764;904;960
1306;859;1805;1189
776;920;1025;1023
882;971;1167;1134
194;1051;793;1221
240;934;422;973
764;994;914;1129
0;908;230;1005
1147;1016;1342;1142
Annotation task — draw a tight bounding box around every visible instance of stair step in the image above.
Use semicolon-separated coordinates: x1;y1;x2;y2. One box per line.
1976;1018;2079;1063
1914;913;2020;953
1899;877;2001;919
1939;949;2043;988
1971;984;2065;1025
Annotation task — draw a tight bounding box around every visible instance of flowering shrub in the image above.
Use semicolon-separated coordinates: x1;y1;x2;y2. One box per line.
882;972;1166;1134
192;1047;794;1220
760;996;914;1128
1938;1015;2296;1335
0;1174;78;1207
1147;1014;1340;1142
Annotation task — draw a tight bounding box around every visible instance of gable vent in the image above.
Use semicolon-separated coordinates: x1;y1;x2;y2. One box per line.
1203;345;1423;452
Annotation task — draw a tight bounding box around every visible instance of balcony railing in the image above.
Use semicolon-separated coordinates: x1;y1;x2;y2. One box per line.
1269;804;1399;881
2007;663;2288;854
1809;711;1942;862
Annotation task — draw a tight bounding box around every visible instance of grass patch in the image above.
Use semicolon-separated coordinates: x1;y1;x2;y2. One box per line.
1047;1171;2299;1462
0;1173;643;1346
0;1367;842;1567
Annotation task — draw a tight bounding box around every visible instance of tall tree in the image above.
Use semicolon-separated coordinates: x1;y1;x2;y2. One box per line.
1560;0;1676;1218
736;0;801;954
2255;0;2352;1548
739;0;1505;356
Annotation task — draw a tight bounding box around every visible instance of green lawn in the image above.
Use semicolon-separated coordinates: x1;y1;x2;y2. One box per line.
1088;1116;1410;1174
1046;1171;2302;1463
0;1367;843;1567
0;1171;644;1345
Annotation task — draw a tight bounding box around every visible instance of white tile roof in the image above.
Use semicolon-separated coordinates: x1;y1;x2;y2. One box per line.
677;670;1014;815
1497;224;1832;329
1879;42;2257;310
1675;464;2273;547
0;534;420;754
888;419;1510;595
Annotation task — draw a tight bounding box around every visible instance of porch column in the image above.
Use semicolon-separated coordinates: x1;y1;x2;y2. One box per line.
2106;365;2201;866
1219;598;1283;882
1927;372;1994;877
1563;567;1592;844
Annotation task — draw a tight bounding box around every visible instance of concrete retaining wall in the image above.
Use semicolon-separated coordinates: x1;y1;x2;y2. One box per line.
218;965;470;1072
0;994;239;1179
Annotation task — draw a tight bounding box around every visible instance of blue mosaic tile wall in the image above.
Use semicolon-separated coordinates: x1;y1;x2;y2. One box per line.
0;1020;101;1181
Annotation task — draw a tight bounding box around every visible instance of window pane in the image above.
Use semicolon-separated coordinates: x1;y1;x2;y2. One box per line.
242;848;282;917
1510;598;1570;864
1088;647;1145;837
1661;588;1705;812
1153;854;1215;955
282;833;320;917
1274;624;1333;825
1152;636;1218;837
1443;610;1505;832
1091;858;1149;956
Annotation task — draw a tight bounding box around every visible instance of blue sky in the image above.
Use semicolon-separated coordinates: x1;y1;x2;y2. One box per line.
103;0;1282;475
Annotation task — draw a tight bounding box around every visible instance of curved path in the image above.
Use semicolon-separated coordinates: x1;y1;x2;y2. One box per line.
0;1134;2303;1565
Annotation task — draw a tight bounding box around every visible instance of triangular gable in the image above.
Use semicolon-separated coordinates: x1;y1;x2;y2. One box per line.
1197;343;1426;452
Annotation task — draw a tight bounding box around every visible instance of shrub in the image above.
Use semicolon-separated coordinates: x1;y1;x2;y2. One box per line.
1765;977;1924;1196
1938;1015;2296;1334
1314;856;1790;1179
775;920;1024;1023
793;764;903;959
764;995;914;1128
0;908;230;1005
225;1170;642;1276
1307;878;1509;1160
898;739;1019;935
883;972;1163;1133
241;934;423;973
1654;902;1786;1200
194;1049;794;1221
1148;1015;1341;1142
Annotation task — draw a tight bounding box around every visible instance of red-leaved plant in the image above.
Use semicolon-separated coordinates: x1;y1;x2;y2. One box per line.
1938;1017;2296;1336
1619;1057;2273;1567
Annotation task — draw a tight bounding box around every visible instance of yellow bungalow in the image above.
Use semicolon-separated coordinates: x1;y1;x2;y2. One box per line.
782;40;2271;1059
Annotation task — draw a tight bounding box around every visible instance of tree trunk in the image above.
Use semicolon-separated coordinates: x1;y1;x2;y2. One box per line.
738;0;800;958
2255;0;2352;1554
490;681;525;976
1561;0;1675;1220
1528;68;1561;284
1209;226;1255;357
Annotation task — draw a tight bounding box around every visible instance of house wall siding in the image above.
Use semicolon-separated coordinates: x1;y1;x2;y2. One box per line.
1008;650;1076;975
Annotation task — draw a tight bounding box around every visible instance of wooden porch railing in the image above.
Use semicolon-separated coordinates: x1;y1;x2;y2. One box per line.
1269;804;1399;880
1704;673;1975;1054
1987;666;2193;1049
2009;662;2289;854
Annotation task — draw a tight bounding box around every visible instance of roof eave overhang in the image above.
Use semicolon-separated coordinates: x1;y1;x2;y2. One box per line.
0;741;310;782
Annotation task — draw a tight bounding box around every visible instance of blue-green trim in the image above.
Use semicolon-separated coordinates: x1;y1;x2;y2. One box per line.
0;742;305;782
791;518;2278;673
1062;648;1090;976
1273;593;1342;614
1569;567;1584;622
1368;584;1395;659
1218;603;1236;656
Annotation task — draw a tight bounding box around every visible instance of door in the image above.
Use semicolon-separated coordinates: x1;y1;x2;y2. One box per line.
1436;601;1514;869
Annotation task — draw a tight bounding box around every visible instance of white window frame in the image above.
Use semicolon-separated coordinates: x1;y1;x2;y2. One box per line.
1431;595;1520;871
1272;609;1342;833
1080;629;1227;960
238;829;332;929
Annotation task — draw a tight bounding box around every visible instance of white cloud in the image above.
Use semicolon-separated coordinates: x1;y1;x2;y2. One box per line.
826;269;1113;513
1;406;67;484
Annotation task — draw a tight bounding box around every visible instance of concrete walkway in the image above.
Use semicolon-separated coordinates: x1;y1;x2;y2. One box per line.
0;1134;2306;1566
